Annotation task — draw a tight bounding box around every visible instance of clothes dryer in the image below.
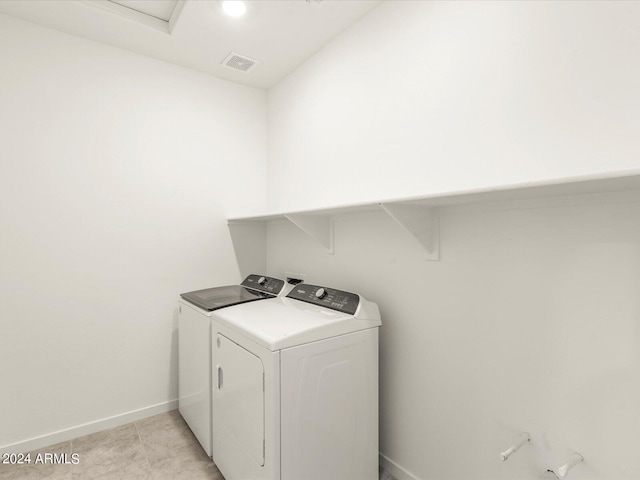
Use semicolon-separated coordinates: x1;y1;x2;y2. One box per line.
211;283;381;480
178;274;291;457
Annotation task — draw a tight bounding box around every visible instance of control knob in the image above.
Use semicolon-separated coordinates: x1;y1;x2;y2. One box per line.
258;276;267;285
315;288;327;299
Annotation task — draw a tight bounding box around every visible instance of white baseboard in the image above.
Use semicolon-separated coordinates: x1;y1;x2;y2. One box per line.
0;399;178;455
380;452;421;480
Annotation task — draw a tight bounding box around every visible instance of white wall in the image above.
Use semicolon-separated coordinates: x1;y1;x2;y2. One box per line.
265;1;640;479
266;192;640;480
267;0;640;212
0;14;266;450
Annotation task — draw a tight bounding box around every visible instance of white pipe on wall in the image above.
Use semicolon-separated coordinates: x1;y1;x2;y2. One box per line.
500;432;531;461
556;453;584;478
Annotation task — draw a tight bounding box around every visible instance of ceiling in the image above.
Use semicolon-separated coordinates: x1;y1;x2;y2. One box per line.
0;0;381;89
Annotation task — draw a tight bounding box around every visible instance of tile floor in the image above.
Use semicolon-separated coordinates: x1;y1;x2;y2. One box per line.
1;410;396;480
0;411;222;480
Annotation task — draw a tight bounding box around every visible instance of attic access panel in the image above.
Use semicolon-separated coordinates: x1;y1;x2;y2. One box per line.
109;0;179;21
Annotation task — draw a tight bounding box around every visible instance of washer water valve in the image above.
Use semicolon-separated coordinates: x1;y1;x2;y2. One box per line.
556;453;584;478
500;432;531;461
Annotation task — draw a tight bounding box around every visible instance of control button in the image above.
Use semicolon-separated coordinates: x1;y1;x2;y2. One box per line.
258;276;267;285
316;288;327;299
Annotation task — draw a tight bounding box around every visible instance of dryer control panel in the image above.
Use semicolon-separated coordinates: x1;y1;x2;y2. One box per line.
287;284;359;315
241;274;285;295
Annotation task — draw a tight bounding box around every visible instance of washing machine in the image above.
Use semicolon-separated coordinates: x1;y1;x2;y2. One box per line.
211;283;381;480
178;274;292;457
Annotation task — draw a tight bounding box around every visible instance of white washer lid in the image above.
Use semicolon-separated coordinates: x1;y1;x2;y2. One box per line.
212;296;381;351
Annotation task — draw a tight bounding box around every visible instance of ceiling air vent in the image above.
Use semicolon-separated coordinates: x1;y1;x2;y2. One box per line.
222;52;258;73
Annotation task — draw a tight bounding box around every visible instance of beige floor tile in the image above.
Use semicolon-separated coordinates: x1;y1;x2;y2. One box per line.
0;464;73;480
70;435;146;480
159;437;210;463
149;443;222;480
379;467;398;480
89;456;153;480
136;412;200;465
71;424;138;454
30;441;72;456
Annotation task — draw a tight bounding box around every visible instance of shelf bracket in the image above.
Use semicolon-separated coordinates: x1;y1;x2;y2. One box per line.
379;203;439;260
284;214;334;254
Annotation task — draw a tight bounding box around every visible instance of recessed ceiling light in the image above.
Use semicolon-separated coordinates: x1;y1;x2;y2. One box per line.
222;1;247;17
